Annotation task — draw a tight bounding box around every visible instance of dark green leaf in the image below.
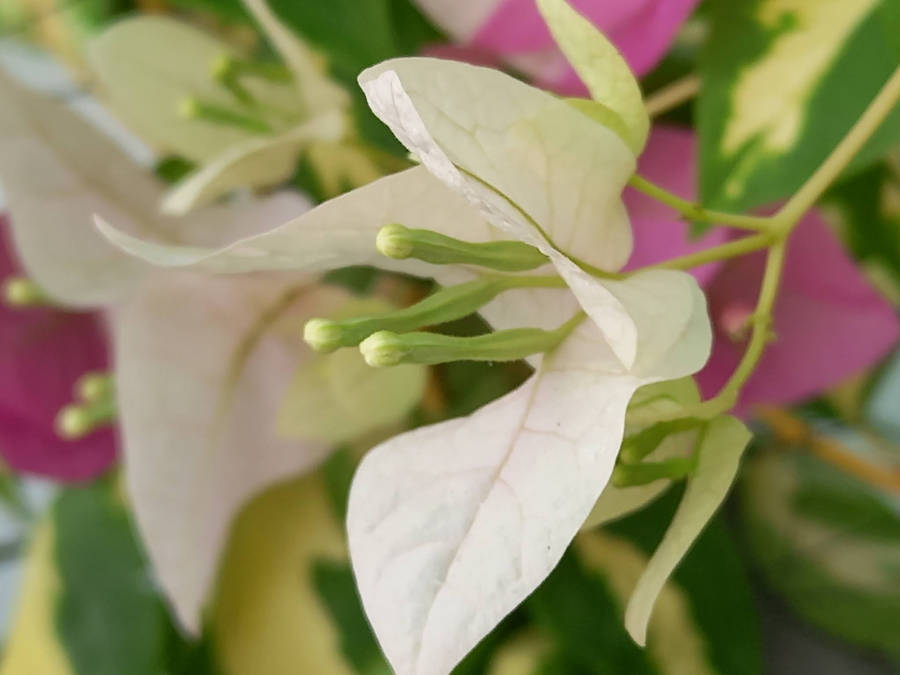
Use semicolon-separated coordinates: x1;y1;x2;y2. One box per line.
311;557;521;674
528;550;658;675
53;480;171;675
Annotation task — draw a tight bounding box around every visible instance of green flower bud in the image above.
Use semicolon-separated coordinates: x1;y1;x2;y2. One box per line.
375;224;550;272
55;398;116;440
358;312;584;368
376;223;415;259
177;97;271;133
303;318;346;353
303;276;566;353
2;277;52;307
360;331;409;368
75;372;114;404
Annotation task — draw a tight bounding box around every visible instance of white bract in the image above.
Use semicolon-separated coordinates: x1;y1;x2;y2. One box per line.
87;0;379;214
97;3;721;662
0;64;425;632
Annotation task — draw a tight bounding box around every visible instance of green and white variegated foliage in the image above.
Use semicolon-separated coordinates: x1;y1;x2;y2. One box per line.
700;0;900;210
97;0;749;664
87;0;381;214
741;437;900;657
0;62;426;632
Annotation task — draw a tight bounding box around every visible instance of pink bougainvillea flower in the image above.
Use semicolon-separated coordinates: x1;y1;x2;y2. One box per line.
0;215;116;481
415;0;700;94
699;213;900;415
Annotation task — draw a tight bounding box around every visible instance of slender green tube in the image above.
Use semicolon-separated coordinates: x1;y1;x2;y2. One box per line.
619;418;702;464
376;224;550;272
359;312;585;367
304;275;566;352
179;97;271;133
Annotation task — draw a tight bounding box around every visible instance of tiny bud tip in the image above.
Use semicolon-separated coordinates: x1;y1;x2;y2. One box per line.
376;224;414;259
178;97;200;119
303;318;343;353
56;405;90;439
359;331;406;367
3;277;46;306
76;372;112;403
211;54;234;80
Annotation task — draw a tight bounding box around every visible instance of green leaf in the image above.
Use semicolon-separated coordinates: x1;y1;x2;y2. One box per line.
311;555;521;675
609;491;762;675
739;436;900;657
536;0;649;153
53;480;172;675
699;0;900;211
527;548;658;675
210;473;354;674
826;165;900;292
312;560;391;675
266;0;440;155
625;416;751;645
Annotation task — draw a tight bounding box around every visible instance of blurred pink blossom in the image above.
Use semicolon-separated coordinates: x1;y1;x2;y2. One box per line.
416;0;699;94
626;133;900;413
698;213;900;415
0;215;116;481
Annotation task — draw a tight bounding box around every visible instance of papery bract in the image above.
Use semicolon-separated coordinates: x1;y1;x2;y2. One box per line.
414;0;699;95
0;64;425;632
88;5;357;214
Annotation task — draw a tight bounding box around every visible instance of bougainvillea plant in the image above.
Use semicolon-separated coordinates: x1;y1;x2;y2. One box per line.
0;0;897;673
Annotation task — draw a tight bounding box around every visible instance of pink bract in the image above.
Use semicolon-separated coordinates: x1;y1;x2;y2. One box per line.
417;0;700;95
0;215;117;481
698;213;900;414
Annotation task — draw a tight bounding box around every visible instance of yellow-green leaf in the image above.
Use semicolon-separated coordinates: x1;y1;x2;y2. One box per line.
536;0;648;153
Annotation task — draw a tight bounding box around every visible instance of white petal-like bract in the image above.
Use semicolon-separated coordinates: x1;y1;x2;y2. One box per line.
347;322;643;675
115;274;345;631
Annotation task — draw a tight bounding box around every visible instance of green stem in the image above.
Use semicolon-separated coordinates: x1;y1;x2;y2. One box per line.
645;232;773;272
775;65;900;230
627;174;772;232
679;242;786;421
643;65;900;422
305;274;566;352
360;312;586;367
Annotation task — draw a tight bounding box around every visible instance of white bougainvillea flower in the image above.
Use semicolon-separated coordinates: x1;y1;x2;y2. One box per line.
98;14;721;664
87;0;380;214
0;64;426;632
